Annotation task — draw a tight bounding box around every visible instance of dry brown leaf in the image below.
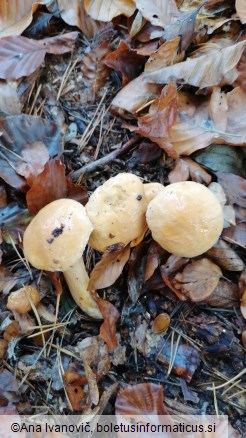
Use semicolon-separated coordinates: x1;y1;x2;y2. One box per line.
26;159;68;215
134;82;178;158
0;82;21;115
174;258;222;302
57;0;102;39
105;40;146;86
112;38;180;113
82;360;99;406
145;40;246;89
160;255;189;301
203;280;239;308
216;172;246;208
84;0;135;21
135;0;178;28
80;42;111;96
144;241;166;282
0;32;78;81
92;292;120;350
144;37;181;73
207;239;244;271
236;0;246;24
169;87;246;156
0;0;49;38
168;157;212;184
16;141;49;184
223;223;246;249
89;245;130;291
77;336;110;380
115;382;169;415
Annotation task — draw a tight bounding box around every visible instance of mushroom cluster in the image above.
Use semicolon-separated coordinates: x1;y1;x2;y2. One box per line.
21;173;224;319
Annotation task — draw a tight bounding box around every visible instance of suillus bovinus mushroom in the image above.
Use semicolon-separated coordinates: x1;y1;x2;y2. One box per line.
86;173;147;252
146;181;224;257
23;199;102;319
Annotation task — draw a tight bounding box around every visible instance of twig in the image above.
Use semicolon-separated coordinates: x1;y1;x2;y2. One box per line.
72;135;140;181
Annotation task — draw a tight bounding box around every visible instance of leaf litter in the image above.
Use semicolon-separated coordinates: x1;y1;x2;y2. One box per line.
0;0;245;433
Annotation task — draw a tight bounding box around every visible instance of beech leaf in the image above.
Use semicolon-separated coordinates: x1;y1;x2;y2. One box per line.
236;0;246;24
115;383;168;415
145;40;246;89
173;258;222;302
26;159;68;215
84;0;135;21
89;246;130;291
207;239;244;271
92;292;120;350
57;0;101;39
135;0;178;29
0;32;78;81
0;0;49;38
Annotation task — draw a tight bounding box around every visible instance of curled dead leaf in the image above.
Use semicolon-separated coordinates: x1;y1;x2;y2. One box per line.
88;245;130;291
57;0;102;39
207;239;244;271
91;292;120;350
105;40;146;86
173;258;222;302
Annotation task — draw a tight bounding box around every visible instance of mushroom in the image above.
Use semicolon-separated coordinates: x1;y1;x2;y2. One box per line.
23;199;102;319
146;181;224;257
86;173;147;252
143;182;164;204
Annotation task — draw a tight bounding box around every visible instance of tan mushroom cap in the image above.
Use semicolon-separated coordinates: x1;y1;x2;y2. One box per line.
23;199;93;271
146;181;224;257
144;182;164;204
86;173;147;252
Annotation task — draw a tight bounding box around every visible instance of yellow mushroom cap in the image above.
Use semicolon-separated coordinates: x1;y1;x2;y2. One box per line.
144;182;164;204
23;199;93;271
146;181;224;257
86;173;147;252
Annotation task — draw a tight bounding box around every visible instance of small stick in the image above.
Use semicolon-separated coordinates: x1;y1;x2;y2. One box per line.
71;135;140;181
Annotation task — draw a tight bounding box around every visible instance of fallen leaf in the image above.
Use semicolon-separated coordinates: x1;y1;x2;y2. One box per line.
134;82;178;158
115;383;169;415
144;241;166;282
77;335;110;379
236;0;246;23
135;0;178;28
207;239;244;271
84;0;135;21
26;159;68;215
80;42;111;96
128;142;162;168
24;10;55;39
242;330;246;348
159;8;199;51
193;144;246;177
168;157;212;184
173;258;222;302
0;114;62;189
65;384;85;411
216;172;246;208
89;245;130;290
223;222;246;249
82;360;99;406
0;32;79;81
145;40;246;89
160;255;189;301
57;0;101;39
0;0;49;38
112;38;180;113
157;342;201;382
203;279;239;308
92;292;120;350
0;203;30;243
128;242;148;303
0;369;20;404
15;141;49;184
0;82;21;115
105;40;146;86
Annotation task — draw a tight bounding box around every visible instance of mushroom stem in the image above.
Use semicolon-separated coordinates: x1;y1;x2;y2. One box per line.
63;258;102;319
